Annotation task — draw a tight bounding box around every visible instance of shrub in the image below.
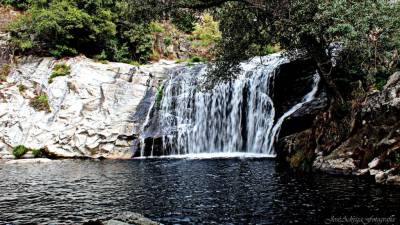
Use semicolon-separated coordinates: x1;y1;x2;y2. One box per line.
155;85;164;108
171;11;197;33
8;0;117;58
49;63;70;83
163;36;172;46
188;56;204;63
0;0;32;10
190;13;221;48
30;93;51;112
31;149;43;158
18;84;27;92
12;145;28;159
0;64;10;83
149;22;165;33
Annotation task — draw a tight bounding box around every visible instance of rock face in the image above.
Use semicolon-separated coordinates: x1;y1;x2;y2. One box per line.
278;71;400;185
0;56;177;159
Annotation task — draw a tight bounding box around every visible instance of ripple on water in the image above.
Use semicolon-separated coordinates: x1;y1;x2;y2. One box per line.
0;159;399;224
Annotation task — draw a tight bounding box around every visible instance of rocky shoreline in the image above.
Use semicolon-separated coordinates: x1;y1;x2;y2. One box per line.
278;71;400;185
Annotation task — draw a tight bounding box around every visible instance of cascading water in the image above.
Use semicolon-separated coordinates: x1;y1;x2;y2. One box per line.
139;53;320;157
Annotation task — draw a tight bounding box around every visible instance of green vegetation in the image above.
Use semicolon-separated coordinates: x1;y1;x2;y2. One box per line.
12;145;44;158
6;0;154;63
30;93;51;112
18;83;27;92
188;56;205;63
0;64;10;82
12;145;28;159
155;85;164;109
49;63;70;83
32;148;43;158
3;0;399;92
395;151;400;164
209;0;400;93
163;36;172;47
190;13;221;48
0;0;32;10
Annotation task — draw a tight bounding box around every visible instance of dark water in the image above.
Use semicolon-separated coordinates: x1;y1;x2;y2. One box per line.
0;159;399;225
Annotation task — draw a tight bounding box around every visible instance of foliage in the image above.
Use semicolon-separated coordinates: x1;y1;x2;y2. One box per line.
155;85;163;108
171;10;197;33
395;151;400;164
30;93;51;112
190;13;221;48
18;83;27;92
49;63;71;83
32;148;43;158
188;56;205;63
8;0;117;58
0;64;10;82
0;0;32;10
163;36;172;47
12;145;28;159
209;0;400;88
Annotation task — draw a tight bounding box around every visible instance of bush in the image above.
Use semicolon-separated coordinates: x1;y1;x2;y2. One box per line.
155;85;164;108
163;36;172;46
8;0;116;58
49;63;71;83
31;149;43;158
0;64;10;83
190;13;221;48
0;0;32;10
188;56;204;63
18;84;27;92
171;11;197;33
12;145;28;159
30;93;51;112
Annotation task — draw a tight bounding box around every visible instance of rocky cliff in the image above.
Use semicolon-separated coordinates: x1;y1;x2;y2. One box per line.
0;56;178;159
278;71;400;185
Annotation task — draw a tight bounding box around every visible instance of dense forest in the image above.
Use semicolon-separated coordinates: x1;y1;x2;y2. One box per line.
2;0;399;90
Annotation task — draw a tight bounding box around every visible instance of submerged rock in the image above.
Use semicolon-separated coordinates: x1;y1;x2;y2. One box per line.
83;212;160;225
0;56;177;159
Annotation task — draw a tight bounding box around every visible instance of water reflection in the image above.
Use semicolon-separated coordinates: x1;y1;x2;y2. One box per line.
0;159;399;224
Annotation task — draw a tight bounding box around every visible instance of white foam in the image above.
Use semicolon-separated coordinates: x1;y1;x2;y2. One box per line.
134;152;276;160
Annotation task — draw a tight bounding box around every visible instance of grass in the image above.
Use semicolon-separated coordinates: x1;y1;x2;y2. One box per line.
49;63;71;83
12;145;28;159
129;61;141;66
29;93;51;112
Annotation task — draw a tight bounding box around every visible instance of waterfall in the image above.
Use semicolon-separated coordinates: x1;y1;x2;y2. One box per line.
139;53;320;157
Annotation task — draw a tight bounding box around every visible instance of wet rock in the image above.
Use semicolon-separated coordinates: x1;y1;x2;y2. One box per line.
0;56;177;159
106;212;159;225
368;157;381;169
280;71;400;185
313;157;357;175
386;175;400;185
105;220;128;225
375;172;386;184
355;168;369;176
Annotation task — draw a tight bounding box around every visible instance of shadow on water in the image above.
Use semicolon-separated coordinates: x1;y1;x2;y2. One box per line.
0;159;399;224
